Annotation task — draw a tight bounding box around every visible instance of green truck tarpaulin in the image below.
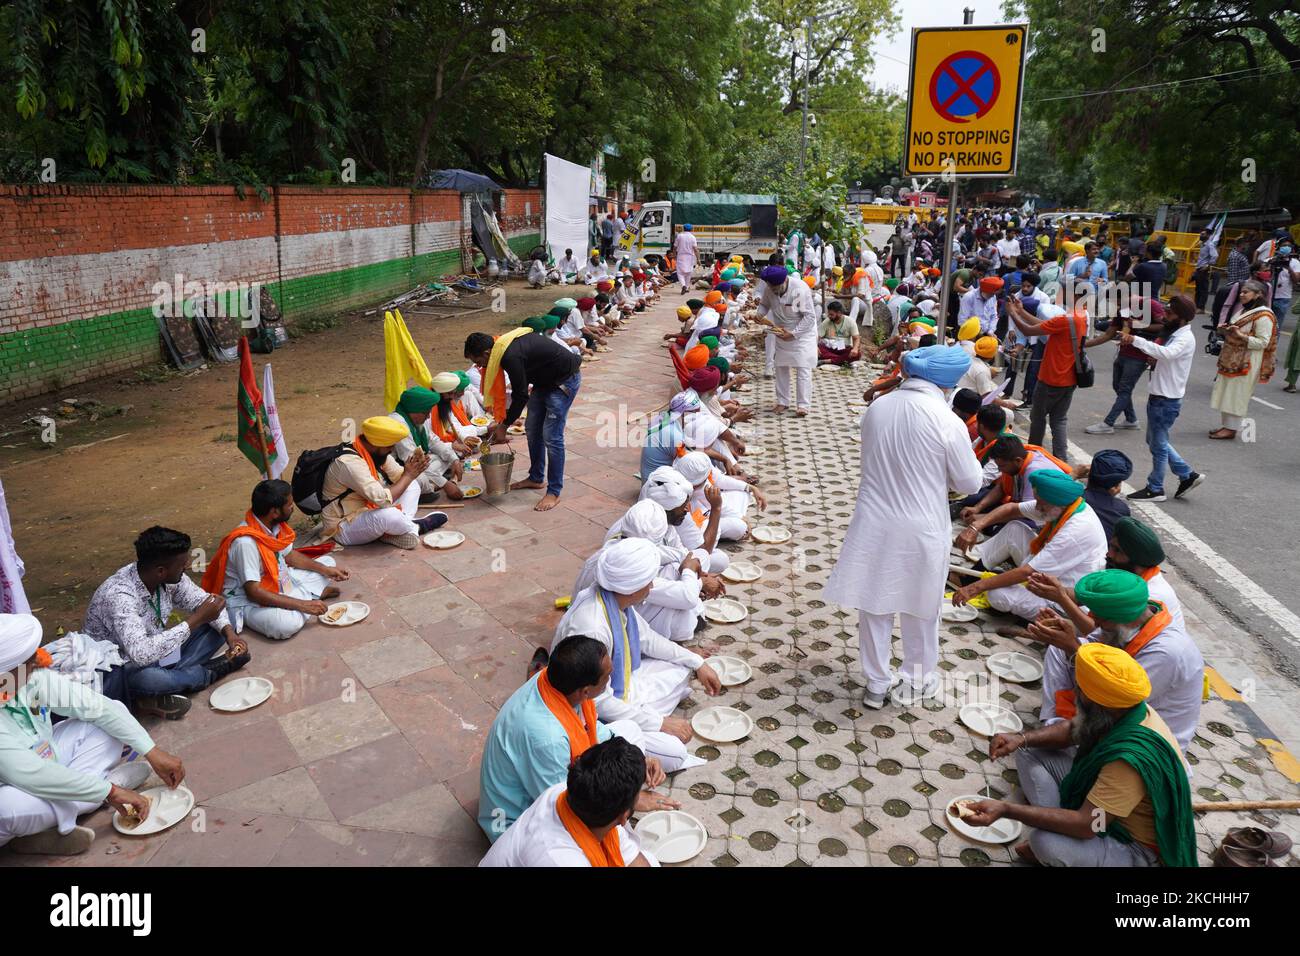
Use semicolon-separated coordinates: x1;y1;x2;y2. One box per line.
667;191;778;227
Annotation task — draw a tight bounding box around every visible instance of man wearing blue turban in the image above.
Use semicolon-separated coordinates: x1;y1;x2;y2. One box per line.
825;342;985;710
753;263;818;414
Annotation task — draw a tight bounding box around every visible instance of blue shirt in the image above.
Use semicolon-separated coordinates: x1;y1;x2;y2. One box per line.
1066;256;1108;291
639;414;683;477
478;674;612;841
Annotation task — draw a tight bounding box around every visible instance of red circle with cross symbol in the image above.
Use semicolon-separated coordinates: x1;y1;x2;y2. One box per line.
928;50;1001;124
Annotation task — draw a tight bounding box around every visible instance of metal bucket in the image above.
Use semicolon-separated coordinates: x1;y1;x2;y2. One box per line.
480;451;515;498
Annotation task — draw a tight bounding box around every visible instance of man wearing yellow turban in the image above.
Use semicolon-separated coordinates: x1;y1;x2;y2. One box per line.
963;643;1197;867
318;415;449;549
1020;565;1203;754
952;468;1107;621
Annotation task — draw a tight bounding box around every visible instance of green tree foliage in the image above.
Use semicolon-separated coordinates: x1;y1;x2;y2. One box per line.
1006;0;1300;211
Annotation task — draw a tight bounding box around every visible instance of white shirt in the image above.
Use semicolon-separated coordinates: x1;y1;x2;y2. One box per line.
558;255;579;275
997;238;1021;262
1016;500;1108;584
1127;324;1195;399
757;280;818;368
824;379;984;618
551;588;703;731
479;784;644;867
1274;257;1299;299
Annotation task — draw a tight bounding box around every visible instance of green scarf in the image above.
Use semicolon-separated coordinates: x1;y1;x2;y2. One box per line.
1058;702;1198;867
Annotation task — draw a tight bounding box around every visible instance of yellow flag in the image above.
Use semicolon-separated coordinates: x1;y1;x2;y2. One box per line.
383;309;432;411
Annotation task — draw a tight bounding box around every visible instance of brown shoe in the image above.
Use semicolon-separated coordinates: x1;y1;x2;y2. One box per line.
1212;844;1276;867
1223;826;1293;858
1207;428;1236;440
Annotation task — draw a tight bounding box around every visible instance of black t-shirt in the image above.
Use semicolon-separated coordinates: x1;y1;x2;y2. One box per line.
1129;260;1165;300
500;333;582;424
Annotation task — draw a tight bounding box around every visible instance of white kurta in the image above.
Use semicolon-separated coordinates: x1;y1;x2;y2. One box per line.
757;280;819;369
981;501;1109;619
551;588;703;731
825;379;984;618
479;783;652;867
572;548;704;643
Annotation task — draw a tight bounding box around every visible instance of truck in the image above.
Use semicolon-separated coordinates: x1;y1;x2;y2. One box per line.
617;191;779;267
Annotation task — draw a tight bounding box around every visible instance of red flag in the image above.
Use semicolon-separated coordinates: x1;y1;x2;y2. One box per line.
236;337;276;476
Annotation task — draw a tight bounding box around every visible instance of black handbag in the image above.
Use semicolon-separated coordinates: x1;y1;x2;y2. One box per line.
1066;313;1095;388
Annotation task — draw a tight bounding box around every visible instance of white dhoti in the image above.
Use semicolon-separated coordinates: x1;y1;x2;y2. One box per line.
857;611;940;696
976;520;1061;620
773;366;813;411
605;718;691;772
335;483;421;546
0;720;124;845
1039;645;1073;726
240;556;336;640
764;331;776;374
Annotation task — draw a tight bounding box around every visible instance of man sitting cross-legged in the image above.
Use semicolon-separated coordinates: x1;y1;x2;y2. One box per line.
963;643;1197;867
573;500;726;643
478;635;680;842
320;416;448;550
201;479;350;641
480;736;658;867
951;470;1106;621
83;526;250;721
552;539;723;766
0;613;187;855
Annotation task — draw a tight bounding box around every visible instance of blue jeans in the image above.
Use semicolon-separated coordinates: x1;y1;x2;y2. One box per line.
125;624;227;698
1145;395;1192;493
1104;354;1148;425
1273;297;1291;334
526;370;580;497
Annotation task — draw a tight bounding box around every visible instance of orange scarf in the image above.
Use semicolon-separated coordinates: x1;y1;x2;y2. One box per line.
450;400;471;426
1138;566;1160;582
536;668;599;763
200;510;296;595
1056;604;1171;719
430;411;458;444
1029;497;1084;555
483;328;533;420
556;790;625;867
998;445;1072;502
351;438;382;510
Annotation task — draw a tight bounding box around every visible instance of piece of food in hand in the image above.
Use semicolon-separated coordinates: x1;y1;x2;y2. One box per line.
323;605;346;623
948;800;978;821
119;796;152;828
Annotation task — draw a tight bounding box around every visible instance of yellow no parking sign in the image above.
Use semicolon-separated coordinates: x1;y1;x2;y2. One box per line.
903;24;1028;178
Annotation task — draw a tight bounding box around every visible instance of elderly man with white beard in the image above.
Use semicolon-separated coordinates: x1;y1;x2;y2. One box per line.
552;538;723;764
573;500;726;642
639;465;731;575
825;345;985;709
1021;565;1203;755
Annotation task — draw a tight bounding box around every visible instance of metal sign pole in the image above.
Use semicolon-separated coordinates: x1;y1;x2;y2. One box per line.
937;177;959;341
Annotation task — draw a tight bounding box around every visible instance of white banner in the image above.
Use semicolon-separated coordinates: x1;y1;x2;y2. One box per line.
544;153;591;264
262;363;289;479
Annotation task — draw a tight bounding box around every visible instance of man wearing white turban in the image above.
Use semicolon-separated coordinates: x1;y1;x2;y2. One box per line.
826;346;984;709
639;466;728;574
0;614;187;854
574;501;725;642
552;539;722;766
673;451;763;542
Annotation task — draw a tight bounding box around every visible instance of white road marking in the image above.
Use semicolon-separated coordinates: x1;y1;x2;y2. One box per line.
1068;438;1300;653
1251;396;1285;410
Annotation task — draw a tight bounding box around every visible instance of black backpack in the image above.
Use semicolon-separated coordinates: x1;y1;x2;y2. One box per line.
291;443;359;515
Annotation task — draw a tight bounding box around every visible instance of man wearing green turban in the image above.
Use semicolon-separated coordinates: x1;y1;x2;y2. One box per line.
388;386;465;499
521;316;547;333
699;335;720;354
1019;563;1204;756
952;467;1107;622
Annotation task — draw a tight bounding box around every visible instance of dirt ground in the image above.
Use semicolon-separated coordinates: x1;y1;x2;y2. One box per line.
0;280;576;631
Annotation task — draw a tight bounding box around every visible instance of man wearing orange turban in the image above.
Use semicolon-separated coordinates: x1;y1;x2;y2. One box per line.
684;345;710;370
958;274;1002;336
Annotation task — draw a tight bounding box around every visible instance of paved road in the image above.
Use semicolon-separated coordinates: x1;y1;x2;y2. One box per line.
1036;317;1300;681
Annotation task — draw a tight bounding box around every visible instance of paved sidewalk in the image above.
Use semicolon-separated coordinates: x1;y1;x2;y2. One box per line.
6;294;1297;867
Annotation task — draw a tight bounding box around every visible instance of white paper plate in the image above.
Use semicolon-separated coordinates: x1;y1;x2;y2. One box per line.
742;446;767;456
987;652;1044;684
750;524;791;544
721;560;762;583
941;601;979;623
209;676;273;712
471;416;491;427
319;601;369;626
691;706;754;743
423;530;465;550
702;597;748;624
467;459;482;470
634;810;708;864
959;702;1023;737
507;424;526;434
702;655;752;687
112;785;195;837
945;795;1024;845
461;487;482;498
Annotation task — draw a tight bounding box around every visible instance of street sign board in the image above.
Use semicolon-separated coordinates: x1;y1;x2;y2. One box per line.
903;24;1028;178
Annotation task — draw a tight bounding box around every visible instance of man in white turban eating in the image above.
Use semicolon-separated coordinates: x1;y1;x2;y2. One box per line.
552;539;722;762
